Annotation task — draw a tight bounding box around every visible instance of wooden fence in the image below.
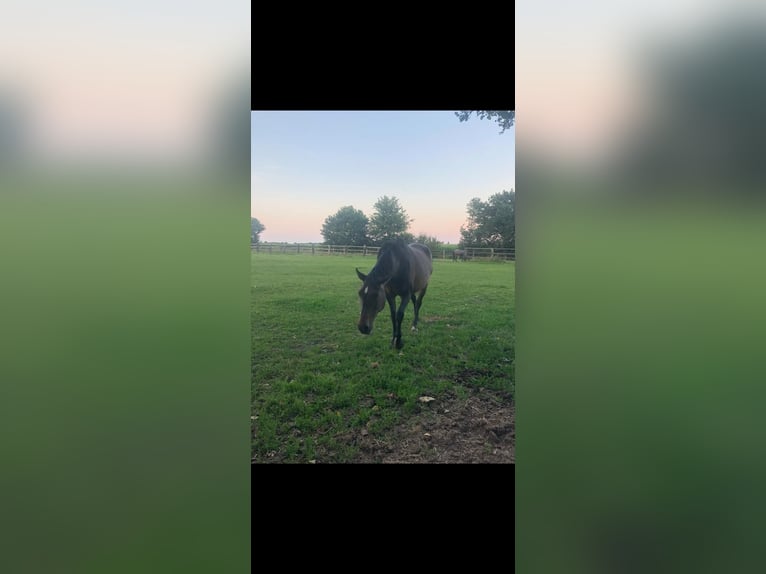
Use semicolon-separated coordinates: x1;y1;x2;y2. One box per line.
251;243;515;261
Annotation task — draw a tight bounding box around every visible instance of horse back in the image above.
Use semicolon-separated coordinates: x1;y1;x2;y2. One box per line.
408;243;432;292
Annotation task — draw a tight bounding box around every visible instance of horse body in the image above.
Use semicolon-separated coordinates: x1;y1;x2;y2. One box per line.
356;239;432;349
452;249;467;261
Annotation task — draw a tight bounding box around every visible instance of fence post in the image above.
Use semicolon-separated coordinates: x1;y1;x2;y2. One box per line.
312;244;315;255
442;249;445;260
363;245;367;256
344;245;347;255
490;247;494;260
297;244;301;254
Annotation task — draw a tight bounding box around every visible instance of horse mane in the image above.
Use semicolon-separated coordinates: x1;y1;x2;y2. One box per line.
370;238;409;283
378;238;408;259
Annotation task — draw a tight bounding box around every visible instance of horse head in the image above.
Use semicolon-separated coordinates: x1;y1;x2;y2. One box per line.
356;267;390;335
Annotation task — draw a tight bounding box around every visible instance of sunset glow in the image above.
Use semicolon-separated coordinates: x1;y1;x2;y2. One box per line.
251;111;515;244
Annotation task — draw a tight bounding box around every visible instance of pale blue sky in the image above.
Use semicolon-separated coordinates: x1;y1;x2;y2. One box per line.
251;111;515;244
2;0;249;161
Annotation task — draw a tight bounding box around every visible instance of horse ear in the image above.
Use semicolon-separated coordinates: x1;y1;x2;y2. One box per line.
356;268;367;282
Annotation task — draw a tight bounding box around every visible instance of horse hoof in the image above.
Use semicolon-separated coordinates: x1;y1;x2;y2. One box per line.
395;340;404;350
411;326;418;332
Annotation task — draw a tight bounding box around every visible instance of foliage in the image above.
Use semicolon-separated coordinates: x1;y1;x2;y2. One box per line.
205;70;250;171
455;111;515;134
620;19;766;184
251;217;265;244
414;233;442;254
367;196;413;245
460;189;515;249
320;206;369;246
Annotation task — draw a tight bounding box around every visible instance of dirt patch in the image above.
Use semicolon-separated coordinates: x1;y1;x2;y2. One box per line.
254;382;515;465
337;385;514;464
454;368;493;383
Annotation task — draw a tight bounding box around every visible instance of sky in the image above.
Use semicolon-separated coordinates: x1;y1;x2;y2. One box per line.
251;111;515;244
514;0;754;163
1;0;249;162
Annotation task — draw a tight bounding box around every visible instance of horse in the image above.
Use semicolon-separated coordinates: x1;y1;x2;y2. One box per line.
355;239;433;350
452;249;467;261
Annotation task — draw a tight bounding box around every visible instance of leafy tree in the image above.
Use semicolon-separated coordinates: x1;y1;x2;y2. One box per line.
320;206;369;246
460;190;515;248
455;111;515;134
620;18;766;185
368;196;413;245
210;70;250;171
0;89;28;167
251;217;265;243
415;233;442;254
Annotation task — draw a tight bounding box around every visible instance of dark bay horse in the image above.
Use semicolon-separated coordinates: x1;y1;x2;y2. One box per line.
355;239;433;350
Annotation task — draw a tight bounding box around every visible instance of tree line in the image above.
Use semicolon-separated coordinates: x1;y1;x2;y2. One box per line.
250;189;514;251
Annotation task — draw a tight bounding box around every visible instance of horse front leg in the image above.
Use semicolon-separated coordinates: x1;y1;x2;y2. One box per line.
394;293;411;349
387;293;398;349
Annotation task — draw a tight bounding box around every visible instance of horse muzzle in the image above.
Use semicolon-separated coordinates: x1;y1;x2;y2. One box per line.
358;323;372;335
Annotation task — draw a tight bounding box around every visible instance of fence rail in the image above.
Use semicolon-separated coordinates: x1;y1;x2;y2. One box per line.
251;243;515;261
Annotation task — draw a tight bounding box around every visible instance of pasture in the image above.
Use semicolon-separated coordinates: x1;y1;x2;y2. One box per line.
251;253;515;463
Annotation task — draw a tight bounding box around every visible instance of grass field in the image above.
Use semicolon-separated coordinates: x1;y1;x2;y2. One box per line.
251;253;515;463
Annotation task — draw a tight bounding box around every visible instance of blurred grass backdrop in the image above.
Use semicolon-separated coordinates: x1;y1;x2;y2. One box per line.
517;2;766;573
0;2;250;572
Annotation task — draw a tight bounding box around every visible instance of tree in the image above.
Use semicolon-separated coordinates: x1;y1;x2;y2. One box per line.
415;233;442;254
320;206;369;246
368;196;413;245
455;111;515;134
251;217;265;243
0;88;29;167
209;69;250;171
618;18;766;186
460;190;515;248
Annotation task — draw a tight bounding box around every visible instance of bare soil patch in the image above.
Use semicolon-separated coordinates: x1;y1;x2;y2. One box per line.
334;385;515;464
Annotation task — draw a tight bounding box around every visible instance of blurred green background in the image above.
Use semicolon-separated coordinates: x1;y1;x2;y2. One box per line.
516;0;766;574
0;175;251;573
517;192;766;573
0;1;250;570
517;2;766;571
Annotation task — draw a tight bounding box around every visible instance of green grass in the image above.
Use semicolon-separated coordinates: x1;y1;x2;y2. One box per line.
251;253;514;462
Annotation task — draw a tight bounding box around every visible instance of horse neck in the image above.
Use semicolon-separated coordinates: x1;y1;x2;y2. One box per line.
373;249;401;282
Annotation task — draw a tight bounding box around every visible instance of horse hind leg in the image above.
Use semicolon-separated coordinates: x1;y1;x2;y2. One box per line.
412;285;428;331
410;294;418;332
